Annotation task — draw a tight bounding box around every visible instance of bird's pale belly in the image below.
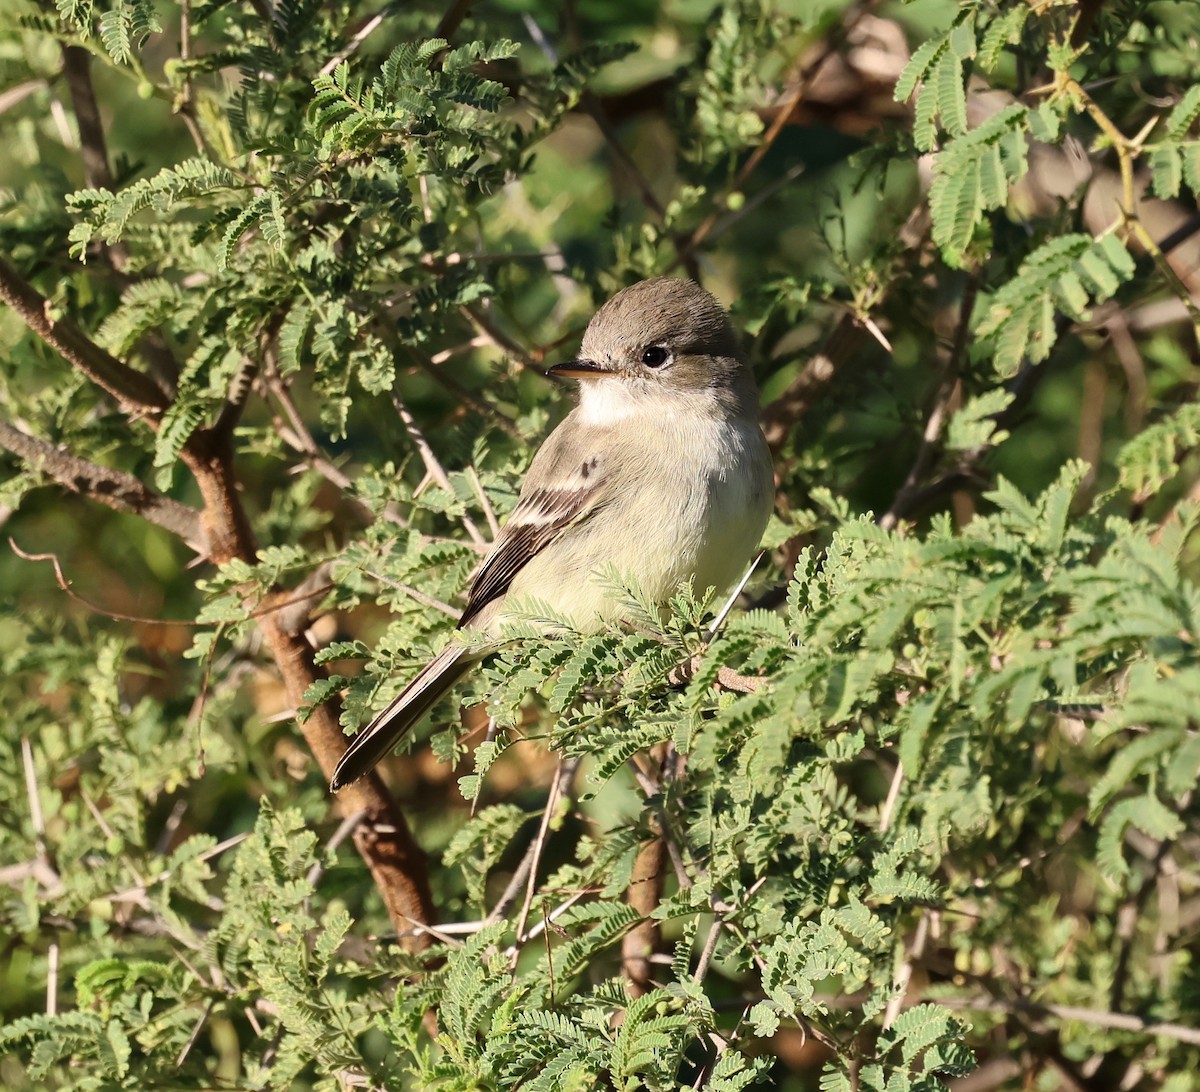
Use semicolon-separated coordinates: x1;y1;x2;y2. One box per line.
504;416;771;632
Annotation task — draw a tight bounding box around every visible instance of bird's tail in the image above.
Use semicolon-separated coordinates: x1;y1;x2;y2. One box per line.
330;643;473;791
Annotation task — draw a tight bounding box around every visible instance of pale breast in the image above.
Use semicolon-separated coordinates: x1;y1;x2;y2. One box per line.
504;403;772;631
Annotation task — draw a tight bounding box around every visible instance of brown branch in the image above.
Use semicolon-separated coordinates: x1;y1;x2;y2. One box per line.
622;741;671;997
434;0;476;40
878;274;978;531
0;254;168;415
60;46;113;190
0;254;436;947
58;37;187;387
761;312;861;452
256;597;436;944
0;420;204;548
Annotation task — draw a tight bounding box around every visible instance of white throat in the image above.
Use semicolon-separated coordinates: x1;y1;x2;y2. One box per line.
576;379;722;427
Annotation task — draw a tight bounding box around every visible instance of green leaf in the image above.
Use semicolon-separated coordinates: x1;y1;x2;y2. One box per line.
977;233;1135;374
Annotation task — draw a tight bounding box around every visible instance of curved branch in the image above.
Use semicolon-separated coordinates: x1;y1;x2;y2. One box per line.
0;257;437;948
0;254;168;416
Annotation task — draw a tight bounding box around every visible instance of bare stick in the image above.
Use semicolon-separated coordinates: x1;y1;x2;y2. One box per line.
674;0;874;265
882;910;930;1028
320;9;389;76
175;998;215;1067
466;465;500;538
21;737;47;855
0;421;204;549
363;569;462;619
515;757;577;940
943;995;1200;1048
878;759;904;834
706;551;764;642
392;391;486;546
879;276;978;531
460;304;544;371
522;13;667;222
46;942;59;1017
306;809;367;888
693;914;723;984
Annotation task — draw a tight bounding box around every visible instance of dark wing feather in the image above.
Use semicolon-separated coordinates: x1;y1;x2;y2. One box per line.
459;482;603;628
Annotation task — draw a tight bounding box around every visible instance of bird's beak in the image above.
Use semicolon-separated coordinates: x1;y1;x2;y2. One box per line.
545;358;614;380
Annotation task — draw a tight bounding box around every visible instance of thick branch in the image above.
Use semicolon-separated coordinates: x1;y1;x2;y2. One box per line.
176;431;437;946
0;420;204;549
622;741;670;997
257;601;437;943
0;248;436;946
0;254;168;415
61;46;114;190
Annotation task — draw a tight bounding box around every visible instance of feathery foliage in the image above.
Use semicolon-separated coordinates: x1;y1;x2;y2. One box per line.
1;1;1199;1089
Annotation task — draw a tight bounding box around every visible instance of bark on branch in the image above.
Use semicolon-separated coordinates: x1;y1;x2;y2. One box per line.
61;45;115;191
0;252;436;948
0;255;168;415
0;419;204;549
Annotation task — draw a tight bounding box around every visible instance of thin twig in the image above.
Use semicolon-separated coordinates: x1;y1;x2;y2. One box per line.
879;275;977;531
21;737;46;849
305;810;367;888
674;0;875;265
693;914;724;983
943;994;1200;1047
706;551;765;642
882;910;930;1028
460;304;545;371
878;759;904;833
522;12;668;224
392;391;486;546
485;828;539;924
466;465;500;538
515;757;577;940
761;312;860;452
406;346;521;439
320;8;391;76
175;998;215;1067
520;888;591;943
363;569;462;620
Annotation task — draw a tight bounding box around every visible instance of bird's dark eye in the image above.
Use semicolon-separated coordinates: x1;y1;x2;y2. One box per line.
641;346;669;368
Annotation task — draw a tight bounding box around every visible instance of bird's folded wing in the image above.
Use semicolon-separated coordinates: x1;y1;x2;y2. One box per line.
459;464;608;628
